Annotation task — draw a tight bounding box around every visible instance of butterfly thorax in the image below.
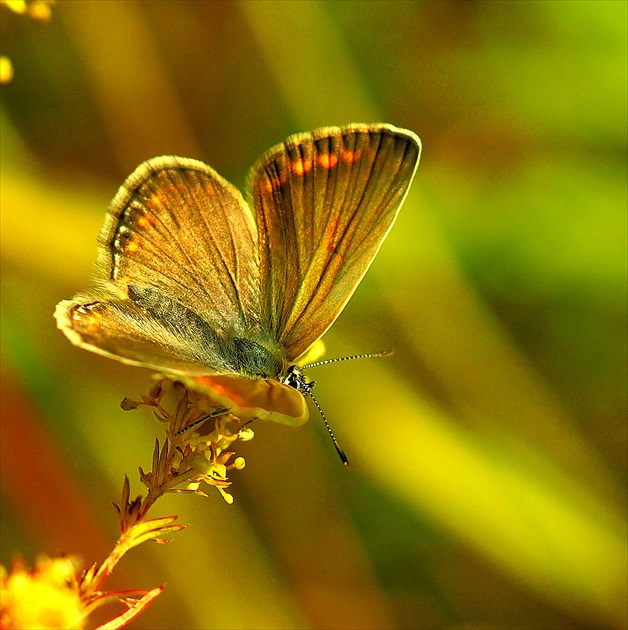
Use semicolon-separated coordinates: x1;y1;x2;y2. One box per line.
226;335;288;380
120;283;287;379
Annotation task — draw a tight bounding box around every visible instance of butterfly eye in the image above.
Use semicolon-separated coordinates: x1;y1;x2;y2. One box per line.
282;365;304;391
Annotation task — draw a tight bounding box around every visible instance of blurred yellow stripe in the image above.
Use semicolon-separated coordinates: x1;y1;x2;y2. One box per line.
60;0;202;170
240;0;379;127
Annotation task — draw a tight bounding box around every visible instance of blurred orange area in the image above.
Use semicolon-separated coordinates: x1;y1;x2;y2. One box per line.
1;1;626;629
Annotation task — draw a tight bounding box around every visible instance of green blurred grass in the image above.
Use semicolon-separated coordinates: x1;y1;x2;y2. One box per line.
1;1;626;629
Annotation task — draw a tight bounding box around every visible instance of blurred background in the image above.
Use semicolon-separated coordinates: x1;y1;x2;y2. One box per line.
1;1;626;628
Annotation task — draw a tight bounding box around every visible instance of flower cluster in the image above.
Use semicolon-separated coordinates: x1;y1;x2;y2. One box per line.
1;379;254;628
121;378;253;508
1;556;84;629
0;553;164;630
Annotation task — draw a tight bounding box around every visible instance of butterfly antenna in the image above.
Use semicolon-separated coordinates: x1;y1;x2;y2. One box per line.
302;349;392;370
302;383;349;467
298;350;393;466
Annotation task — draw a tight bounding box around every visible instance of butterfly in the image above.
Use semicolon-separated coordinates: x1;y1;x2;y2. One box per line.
55;123;421;457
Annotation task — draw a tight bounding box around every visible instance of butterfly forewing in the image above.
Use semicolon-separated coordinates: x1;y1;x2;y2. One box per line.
250;124;421;361
56;157;266;375
97;157;261;333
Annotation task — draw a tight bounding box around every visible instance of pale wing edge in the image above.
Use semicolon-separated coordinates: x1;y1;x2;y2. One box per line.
54;298;225;378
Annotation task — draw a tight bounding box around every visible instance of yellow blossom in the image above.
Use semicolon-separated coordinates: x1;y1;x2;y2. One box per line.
124;378;253;504
0;556;85;630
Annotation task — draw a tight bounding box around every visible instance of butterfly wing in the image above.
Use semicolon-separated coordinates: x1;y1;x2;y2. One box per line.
249;123;421;361
56;156;265;376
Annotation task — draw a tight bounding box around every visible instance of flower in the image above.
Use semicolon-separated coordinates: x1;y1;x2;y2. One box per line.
1;556;84;629
1;552;167;630
122;378;253;504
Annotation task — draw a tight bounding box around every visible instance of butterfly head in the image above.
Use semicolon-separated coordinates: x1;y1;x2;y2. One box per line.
280;362;348;466
281;364;314;393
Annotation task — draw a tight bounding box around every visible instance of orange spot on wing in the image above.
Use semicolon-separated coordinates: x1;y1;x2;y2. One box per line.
292;157;312;176
341;148;362;164
125;236;141;254
85;311;102;333
325;228;343;253
317;153;338;169
136;214;152;228
265;175;283;193
150;193;164;206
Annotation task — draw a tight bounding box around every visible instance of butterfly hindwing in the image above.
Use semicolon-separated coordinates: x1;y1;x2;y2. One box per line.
55;289;236;374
